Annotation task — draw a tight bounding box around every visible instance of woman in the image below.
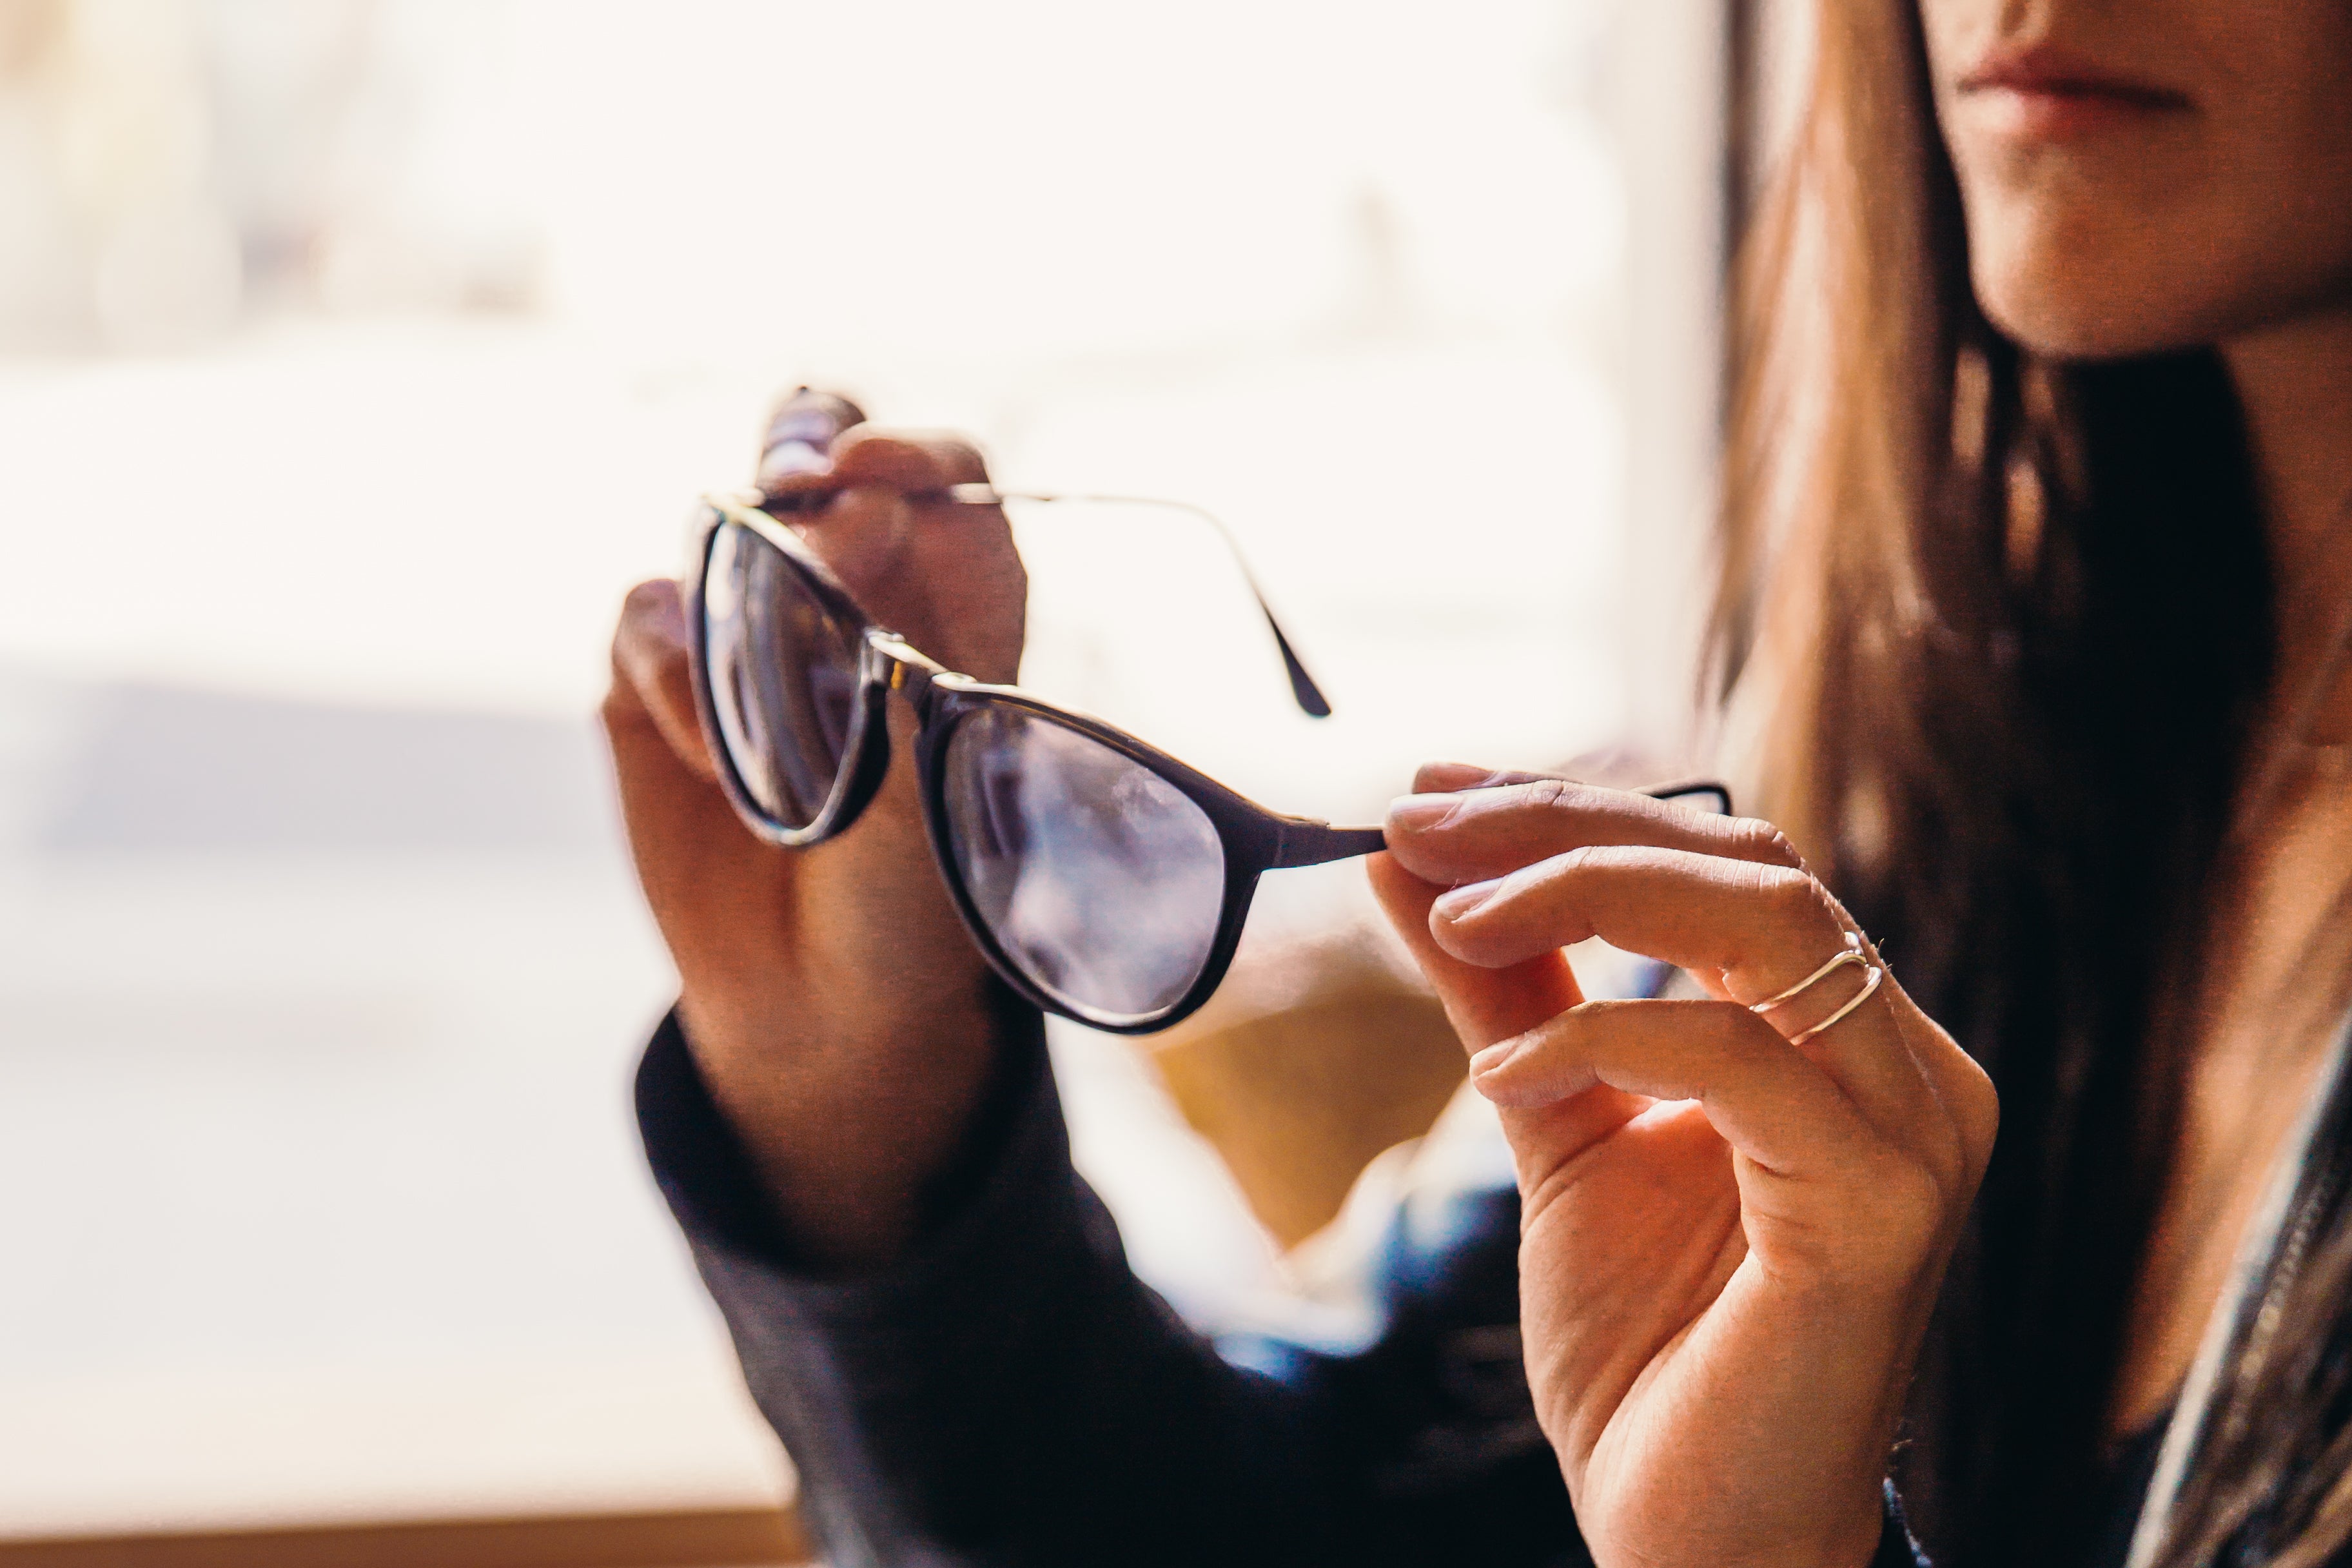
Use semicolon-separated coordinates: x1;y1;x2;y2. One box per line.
602;0;2352;1563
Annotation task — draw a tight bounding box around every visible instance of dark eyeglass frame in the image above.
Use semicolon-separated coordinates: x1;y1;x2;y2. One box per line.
685;489;1730;1033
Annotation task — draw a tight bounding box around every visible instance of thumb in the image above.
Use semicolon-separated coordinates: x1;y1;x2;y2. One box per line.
1367;851;1584;1053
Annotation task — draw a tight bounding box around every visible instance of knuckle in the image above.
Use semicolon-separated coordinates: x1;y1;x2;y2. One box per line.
1524;775;1575;813
829;427;925;479
1763;863;1825;911
616;582;689;656
1752;865;1838;943
1527;775;1612;819
834;427;989;488
1955;1057;2001;1167
1856;1153;1947;1255
932;436;989;482
1734;821;1805;869
620;576;680;622
1551;841;1608;881
830;425;898;455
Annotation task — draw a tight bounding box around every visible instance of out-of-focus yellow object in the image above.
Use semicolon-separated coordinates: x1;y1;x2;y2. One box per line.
1142;924;1465;1250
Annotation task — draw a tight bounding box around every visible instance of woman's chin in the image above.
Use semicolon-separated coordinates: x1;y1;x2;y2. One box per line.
1974;278;2224;363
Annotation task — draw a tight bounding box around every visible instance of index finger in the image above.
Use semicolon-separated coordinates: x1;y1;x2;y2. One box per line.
1385;774;1801;888
605;578;716;782
762;429;992;508
1429;843;1943;1148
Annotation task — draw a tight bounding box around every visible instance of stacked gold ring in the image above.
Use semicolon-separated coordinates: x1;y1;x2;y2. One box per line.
1749;932;1886;1046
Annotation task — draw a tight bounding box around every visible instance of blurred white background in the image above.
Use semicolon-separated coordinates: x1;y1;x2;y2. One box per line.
0;0;1723;1538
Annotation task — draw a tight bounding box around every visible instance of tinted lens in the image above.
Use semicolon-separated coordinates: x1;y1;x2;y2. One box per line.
1653;782;1731;817
700;516;867;830
941;703;1227;1024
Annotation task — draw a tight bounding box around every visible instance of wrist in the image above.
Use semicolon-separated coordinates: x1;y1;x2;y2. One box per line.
676;972;1006;1268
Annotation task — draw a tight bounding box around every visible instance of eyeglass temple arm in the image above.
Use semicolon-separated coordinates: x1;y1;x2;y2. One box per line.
944;485;1334;720
1268;781;1734;870
1272;821;1389;867
755;388;1331;716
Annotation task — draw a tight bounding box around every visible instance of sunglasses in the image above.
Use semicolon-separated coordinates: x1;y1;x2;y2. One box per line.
685;488;1729;1034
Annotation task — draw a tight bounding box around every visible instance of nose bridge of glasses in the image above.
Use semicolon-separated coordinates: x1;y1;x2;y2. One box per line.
865;629;950;687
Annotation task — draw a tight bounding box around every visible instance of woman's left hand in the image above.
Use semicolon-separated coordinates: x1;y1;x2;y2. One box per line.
1373;767;1997;1568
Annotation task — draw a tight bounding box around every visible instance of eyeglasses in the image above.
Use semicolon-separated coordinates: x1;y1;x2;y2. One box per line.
686;487;1729;1034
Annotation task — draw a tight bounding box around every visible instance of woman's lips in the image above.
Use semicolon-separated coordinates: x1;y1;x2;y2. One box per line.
1958;44;2191;140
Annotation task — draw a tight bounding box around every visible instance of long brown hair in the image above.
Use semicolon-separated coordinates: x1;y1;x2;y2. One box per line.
1710;3;2318;1563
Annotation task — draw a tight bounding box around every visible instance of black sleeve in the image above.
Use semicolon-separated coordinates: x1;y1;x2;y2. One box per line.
638;995;1928;1568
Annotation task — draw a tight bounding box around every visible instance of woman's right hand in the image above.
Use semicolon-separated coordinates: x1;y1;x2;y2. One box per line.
1371;772;1999;1567
602;392;1028;1269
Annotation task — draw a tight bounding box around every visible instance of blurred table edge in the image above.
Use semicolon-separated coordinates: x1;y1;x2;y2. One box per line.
0;1505;809;1568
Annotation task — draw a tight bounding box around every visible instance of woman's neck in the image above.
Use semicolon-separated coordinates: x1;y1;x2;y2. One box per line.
2203;306;2352;1055
2109;309;2352;1444
2224;308;2352;699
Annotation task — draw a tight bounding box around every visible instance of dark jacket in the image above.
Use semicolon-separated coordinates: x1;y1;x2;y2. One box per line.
636;992;1930;1568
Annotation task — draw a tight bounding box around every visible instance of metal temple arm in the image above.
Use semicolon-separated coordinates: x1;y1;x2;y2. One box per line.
945;485;1335;720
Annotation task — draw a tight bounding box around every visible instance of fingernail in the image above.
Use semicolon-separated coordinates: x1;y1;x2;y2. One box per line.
1433;878;1503;923
1418;760;1497;791
756;392;859;485
758;437;833;485
1468;1038;1520;1078
1387;792;1465;833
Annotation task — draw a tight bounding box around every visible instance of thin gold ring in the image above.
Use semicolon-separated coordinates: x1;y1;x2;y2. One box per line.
1749;932;1886;1046
1785;963;1884;1045
1749;932;1865;1013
